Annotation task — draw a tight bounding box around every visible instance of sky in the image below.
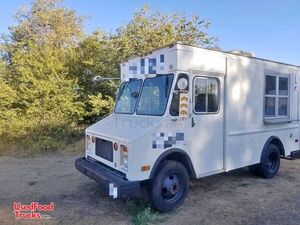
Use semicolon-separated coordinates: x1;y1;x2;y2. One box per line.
0;0;299;65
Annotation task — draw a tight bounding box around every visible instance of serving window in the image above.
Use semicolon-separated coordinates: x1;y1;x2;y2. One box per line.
264;74;289;121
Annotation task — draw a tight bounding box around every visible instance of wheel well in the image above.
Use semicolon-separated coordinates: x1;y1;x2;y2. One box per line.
150;150;196;179
269;137;285;156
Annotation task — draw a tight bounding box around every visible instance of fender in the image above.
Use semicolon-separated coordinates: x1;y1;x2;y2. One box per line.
261;136;285;162
150;148;197;179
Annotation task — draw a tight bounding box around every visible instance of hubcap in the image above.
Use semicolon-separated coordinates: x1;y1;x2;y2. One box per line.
161;173;182;203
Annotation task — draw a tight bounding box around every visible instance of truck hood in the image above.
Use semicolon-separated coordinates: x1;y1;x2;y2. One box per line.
86;114;163;143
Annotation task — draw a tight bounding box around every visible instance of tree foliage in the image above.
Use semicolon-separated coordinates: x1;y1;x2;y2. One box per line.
0;58;18;136
113;6;217;59
0;1;217;151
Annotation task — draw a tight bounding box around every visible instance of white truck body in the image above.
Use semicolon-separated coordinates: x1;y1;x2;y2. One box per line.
77;42;300;201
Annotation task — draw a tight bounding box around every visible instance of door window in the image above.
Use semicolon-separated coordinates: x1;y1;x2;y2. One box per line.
194;77;219;114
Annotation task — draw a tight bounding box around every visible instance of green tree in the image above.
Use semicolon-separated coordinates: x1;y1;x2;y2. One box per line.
0;56;18;139
112;6;217;60
1;0;84;150
68;31;116;123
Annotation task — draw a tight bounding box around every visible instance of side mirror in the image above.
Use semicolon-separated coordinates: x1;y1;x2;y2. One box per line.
93;76;103;83
92;75;120;84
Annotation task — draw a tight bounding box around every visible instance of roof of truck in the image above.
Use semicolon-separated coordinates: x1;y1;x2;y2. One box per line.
124;42;299;69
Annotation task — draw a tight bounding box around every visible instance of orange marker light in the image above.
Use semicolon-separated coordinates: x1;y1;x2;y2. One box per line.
141;165;150;172
121;145;128;153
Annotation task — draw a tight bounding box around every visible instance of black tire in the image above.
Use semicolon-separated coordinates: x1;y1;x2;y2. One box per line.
256;144;281;178
148;160;189;212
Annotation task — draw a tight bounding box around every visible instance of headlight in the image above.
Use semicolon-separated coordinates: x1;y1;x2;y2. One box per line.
120;145;128;171
86;135;92;153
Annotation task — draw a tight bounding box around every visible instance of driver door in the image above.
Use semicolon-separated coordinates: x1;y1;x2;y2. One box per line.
187;73;224;176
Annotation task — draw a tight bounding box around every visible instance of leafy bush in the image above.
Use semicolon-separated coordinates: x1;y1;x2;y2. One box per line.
0;0;84;151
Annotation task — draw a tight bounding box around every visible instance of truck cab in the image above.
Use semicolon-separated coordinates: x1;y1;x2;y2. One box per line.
76;42;300;212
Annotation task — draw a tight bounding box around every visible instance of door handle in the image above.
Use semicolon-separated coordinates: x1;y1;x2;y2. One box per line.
192;117;195;127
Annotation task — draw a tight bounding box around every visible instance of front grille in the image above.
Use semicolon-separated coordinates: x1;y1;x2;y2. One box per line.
95;138;113;162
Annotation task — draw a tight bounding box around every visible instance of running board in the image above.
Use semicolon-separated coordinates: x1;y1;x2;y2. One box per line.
282;150;300;160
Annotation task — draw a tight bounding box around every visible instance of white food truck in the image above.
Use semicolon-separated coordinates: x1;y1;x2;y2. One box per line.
75;42;300;212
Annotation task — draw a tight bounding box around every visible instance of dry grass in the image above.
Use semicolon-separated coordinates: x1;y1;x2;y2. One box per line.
0;136;85;157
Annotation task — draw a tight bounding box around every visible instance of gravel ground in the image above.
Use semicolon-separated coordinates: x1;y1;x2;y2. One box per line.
0;154;300;225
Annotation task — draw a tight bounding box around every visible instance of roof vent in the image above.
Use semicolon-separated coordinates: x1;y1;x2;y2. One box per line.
228;50;255;57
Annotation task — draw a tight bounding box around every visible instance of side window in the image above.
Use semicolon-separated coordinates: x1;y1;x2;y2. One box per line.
264;74;289;118
170;92;179;116
194;77;219;113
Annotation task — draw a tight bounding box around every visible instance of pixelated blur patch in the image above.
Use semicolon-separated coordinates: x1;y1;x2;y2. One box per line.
148;58;156;74
152;132;185;149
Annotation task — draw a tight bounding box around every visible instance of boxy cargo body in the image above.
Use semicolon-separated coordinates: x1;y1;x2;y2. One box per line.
75;42;300;211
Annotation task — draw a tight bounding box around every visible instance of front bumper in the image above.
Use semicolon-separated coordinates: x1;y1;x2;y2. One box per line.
75;157;140;199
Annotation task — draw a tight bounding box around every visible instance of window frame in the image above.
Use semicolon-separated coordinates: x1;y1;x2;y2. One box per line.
263;73;290;122
193;76;220;115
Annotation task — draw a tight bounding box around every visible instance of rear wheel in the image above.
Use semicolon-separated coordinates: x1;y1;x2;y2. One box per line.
250;144;280;178
148;160;189;212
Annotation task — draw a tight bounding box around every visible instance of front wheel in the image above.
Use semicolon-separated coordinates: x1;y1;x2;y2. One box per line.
148;160;189;212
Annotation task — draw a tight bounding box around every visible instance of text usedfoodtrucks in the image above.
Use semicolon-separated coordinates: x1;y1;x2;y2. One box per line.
75;42;300;212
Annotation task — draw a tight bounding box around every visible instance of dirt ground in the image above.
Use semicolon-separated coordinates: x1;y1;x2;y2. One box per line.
1;153;300;225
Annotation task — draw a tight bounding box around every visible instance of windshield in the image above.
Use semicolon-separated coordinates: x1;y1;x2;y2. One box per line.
136;74;174;116
114;74;174;116
114;79;142;114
